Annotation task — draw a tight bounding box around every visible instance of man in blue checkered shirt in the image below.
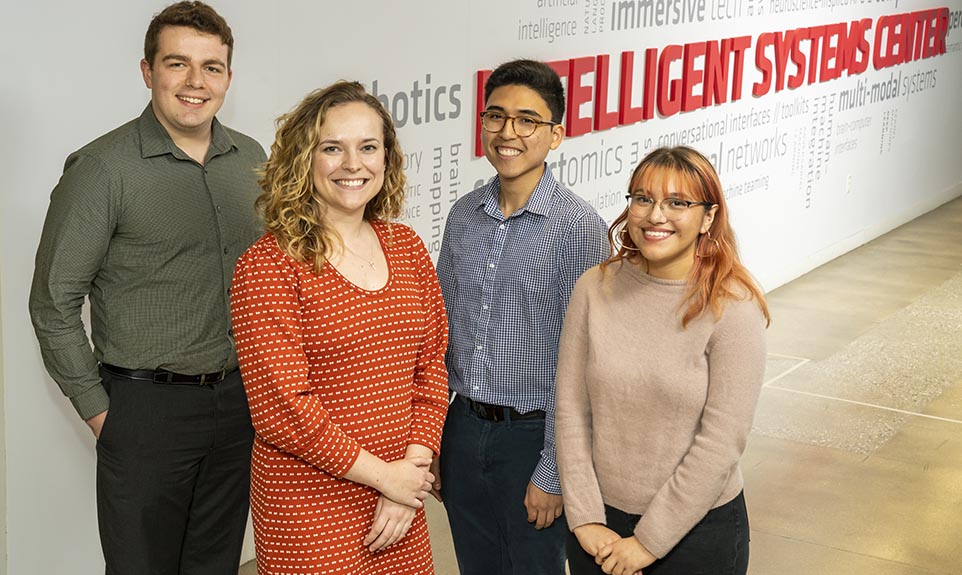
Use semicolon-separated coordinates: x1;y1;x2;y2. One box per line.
433;59;609;575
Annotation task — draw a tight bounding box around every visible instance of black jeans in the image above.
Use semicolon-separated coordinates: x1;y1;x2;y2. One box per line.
566;492;750;575
96;367;254;575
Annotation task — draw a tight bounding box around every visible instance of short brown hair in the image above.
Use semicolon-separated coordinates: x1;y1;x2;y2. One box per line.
144;1;234;68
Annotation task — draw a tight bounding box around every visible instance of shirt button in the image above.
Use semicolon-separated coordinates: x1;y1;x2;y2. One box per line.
223;247;229;255
482;304;489;310
476;344;483;350
499;224;505;230
228;329;234;336
216;205;223;213
488;263;495;269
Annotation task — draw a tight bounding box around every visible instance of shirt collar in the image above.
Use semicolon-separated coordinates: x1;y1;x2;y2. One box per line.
476;164;558;219
137;104;236;162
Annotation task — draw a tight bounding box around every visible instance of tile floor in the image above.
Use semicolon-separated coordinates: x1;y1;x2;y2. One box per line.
241;196;962;575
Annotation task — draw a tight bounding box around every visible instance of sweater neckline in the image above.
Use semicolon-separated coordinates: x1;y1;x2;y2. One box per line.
620;259;689;288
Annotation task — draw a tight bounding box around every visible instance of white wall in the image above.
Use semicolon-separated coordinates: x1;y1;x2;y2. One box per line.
2;0;961;572
0;263;6;569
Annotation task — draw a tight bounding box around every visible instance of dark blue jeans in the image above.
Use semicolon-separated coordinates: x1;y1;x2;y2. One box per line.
566;492;749;575
440;395;567;575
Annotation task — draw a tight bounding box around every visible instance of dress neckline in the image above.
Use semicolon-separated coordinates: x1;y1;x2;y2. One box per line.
325;221;393;294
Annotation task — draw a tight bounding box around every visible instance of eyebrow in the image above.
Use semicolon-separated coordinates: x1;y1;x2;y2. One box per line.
318;137;382;146
161;54;227;69
484;105;546;119
633;188;687;198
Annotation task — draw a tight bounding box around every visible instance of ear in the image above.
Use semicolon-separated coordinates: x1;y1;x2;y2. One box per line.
549;123;565;151
701;204;718;234
140;58;153;89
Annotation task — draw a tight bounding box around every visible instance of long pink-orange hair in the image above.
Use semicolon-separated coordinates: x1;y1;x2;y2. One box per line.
604;146;771;327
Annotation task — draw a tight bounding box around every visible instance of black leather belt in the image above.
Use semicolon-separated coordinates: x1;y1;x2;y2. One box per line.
101;363;232;385
460;395;545;422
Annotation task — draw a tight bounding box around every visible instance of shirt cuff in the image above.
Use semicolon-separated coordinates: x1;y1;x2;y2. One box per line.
71;384;110;422
531;456;562;495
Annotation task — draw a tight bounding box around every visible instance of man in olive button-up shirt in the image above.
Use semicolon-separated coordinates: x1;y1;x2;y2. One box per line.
30;104;263;420
28;3;264;573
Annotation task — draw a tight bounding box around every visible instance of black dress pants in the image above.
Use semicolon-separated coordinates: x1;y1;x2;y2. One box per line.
566;492;750;575
96;367;254;575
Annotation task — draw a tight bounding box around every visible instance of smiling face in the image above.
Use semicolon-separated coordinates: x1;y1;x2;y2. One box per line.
311;101;387;222
626;169;717;280
481;84;564;193
141;25;231;145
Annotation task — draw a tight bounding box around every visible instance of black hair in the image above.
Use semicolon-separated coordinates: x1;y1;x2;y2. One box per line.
484;59;565;124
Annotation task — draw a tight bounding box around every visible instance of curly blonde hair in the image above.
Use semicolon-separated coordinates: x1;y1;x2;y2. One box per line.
256;81;406;274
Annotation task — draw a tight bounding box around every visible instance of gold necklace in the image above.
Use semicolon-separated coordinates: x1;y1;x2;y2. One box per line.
343;240;376;269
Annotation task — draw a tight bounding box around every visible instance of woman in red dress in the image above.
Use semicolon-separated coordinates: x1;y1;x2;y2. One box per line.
230;81;449;574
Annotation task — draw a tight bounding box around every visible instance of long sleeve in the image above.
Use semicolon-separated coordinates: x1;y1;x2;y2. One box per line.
231;241;361;477
633;298;768;557
29;153;115;420
408;234;450;454
531;211;609;495
556;269;607;529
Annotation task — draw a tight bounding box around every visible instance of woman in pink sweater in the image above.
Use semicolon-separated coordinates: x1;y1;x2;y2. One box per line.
556;146;771;575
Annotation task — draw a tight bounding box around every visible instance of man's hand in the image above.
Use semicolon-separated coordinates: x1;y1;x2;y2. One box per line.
428;457;442;502
85;410;108;439
523;482;563;530
364;495;416;552
573;523;621;557
596;536;656;575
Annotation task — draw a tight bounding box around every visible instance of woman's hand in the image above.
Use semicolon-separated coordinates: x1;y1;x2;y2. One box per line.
377;458;434;508
573;523;622;556
403;444;443;502
364;496;416;552
596;536;656;575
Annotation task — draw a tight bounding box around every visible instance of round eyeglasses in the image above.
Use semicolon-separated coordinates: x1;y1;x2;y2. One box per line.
479;111;557;138
625;194;715;221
